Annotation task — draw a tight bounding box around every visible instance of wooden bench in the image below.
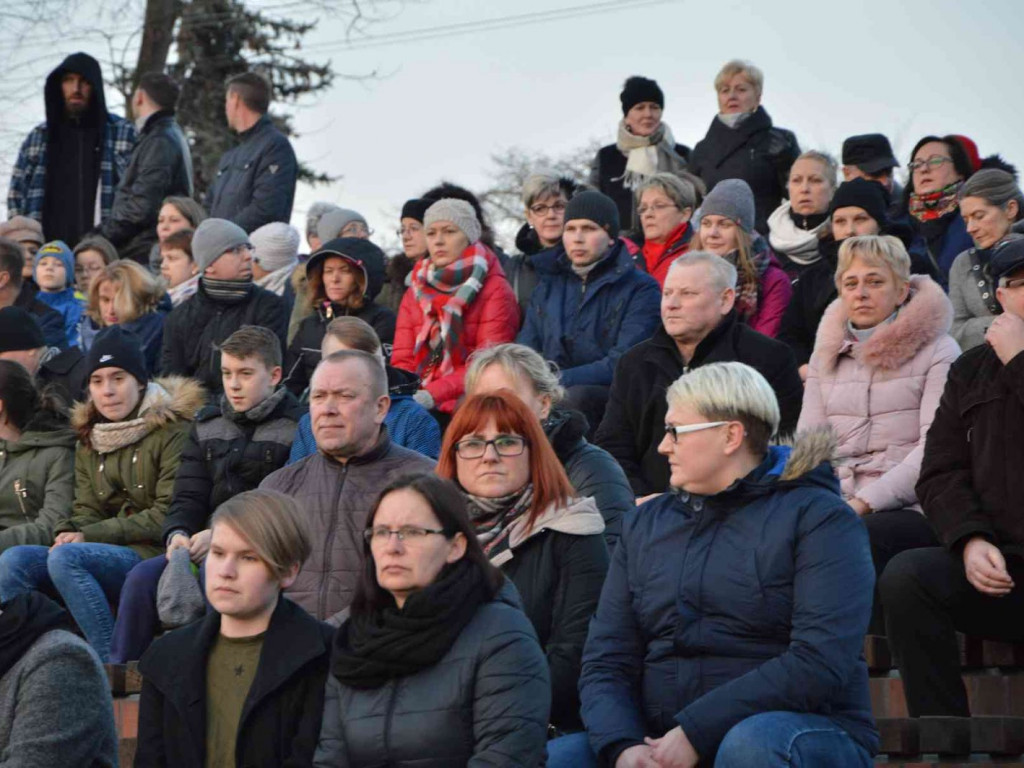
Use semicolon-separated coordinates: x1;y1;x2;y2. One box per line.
105;663;142;766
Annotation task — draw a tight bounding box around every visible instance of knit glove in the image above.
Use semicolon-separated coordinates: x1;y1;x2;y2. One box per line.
412;389;435;410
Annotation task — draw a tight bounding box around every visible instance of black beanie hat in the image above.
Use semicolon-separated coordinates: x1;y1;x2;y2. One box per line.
829;178;890;228
564;190;621;237
620;76;664;115
86;326;149;386
0;307;46;353
400;198;431;223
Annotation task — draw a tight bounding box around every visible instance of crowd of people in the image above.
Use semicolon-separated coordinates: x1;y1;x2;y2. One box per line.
0;51;1022;767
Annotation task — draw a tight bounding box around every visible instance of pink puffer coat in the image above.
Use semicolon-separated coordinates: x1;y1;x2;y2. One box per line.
798;275;960;512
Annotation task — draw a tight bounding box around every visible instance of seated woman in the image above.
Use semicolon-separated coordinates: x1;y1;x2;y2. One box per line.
159;228;200;306
798;235;960;582
313;473;550;766
507;173;577;309
149;195;206;273
391;199;520;415
690;179;792;337
635;172;700;287
949;168;1024;350
0;326;203;661
285;237;396;396
0;360;75;552
564;362;877;768
437;391;609;738
80;259;169;374
768;150;837;280
465;342;633;548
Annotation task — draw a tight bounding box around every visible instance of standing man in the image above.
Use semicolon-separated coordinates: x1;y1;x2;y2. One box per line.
206;72;297;233
7;52;135;247
99;72;193;264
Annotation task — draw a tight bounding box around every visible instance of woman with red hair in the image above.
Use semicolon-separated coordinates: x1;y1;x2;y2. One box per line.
437;391;609;740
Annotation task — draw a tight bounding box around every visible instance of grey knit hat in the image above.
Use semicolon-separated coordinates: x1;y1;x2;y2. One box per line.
192;218;251;273
564;190;620;236
317;208;369;242
423;198;482;243
700;179;756;233
156;547;206;629
250;222;300;272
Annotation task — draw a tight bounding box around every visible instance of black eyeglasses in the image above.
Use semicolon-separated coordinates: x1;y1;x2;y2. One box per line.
529;202;567;216
454;435;527;459
363;525;447;544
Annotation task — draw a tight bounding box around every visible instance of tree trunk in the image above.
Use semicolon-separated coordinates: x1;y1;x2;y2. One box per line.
132;0;184;100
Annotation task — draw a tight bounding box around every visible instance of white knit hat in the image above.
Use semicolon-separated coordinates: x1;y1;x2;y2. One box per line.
250;222;300;272
423;198;482;243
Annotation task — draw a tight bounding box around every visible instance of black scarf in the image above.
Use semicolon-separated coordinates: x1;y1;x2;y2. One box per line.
201;277;253;304
0;592;74;677
331;559;491;689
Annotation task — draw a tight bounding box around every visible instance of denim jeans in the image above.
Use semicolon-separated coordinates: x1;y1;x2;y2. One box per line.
0;543;142;662
715;711;873;768
547;732;599;768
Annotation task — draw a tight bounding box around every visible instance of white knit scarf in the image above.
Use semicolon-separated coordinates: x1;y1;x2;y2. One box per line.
767;201;828;267
615;120;688;190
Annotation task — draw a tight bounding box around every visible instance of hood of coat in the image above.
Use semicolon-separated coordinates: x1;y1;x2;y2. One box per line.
44;52;107;133
307;237;387;301
0;592;75;678
71;375;206;453
543;408;588;459
502;496;606;556
6;418;76;454
814;274;952;373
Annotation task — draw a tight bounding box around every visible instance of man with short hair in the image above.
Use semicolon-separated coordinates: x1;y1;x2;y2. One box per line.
880;239;1024;717
161;218;288;395
841;133;901;195
205;72;297;232
7;53;135;247
261;350;434;622
0;306;87;407
99;71;193;264
0;237;65;350
596;251;803;498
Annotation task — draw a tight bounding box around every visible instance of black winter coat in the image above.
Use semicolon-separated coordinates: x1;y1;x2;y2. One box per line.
160;281;289;396
206;115;297;233
313;584;550;767
505;224;552;313
14;285;65;350
136;596;334;768
689;107;800;234
161;388;304;542
99;111;192;264
37;345;87;409
777;251;836;367
591;142;691;234
595;313;803;495
544;408;633;549
917;345;1024;557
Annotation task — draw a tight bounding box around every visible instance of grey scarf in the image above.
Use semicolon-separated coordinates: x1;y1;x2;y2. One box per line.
614;120;688;190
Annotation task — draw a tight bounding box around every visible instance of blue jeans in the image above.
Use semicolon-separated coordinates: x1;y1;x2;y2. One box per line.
547;732;599;768
715;711;872;767
0;543;142;662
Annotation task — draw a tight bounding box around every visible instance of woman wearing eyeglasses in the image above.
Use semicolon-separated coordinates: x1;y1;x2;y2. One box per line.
436;391;609;748
314;472;550;767
635;172;701;287
565;362;877;768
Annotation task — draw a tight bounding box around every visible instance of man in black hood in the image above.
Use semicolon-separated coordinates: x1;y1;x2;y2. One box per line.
7;52;136;248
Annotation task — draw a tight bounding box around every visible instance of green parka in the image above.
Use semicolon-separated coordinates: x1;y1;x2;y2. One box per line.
54;376;205;558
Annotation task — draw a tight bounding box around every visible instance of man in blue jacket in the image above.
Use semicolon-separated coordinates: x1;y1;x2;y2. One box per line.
517;190;661;436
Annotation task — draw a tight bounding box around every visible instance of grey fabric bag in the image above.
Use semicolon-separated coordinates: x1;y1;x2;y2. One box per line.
157;548;206;629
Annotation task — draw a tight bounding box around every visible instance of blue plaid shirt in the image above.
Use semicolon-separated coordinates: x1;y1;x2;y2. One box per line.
7;113;136;224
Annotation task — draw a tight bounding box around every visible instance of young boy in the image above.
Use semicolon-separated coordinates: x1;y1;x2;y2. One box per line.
136;489;333;767
108;324;304;662
33;240;85;349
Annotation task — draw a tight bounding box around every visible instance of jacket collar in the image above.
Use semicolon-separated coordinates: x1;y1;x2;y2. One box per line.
703;105;773;168
644;311;738;373
536;238;635;289
318;426;393;467
140;109;175;135
239;114;272;141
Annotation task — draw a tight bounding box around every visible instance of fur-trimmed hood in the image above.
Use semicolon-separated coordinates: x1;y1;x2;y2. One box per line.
71;376;206;453
814;274;952;373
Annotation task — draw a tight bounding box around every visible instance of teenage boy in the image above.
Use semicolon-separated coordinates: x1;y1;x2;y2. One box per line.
136;489;333;767
109;325;303;662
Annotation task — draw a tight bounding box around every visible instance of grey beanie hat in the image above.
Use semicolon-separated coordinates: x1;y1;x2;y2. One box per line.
250;222;300;272
317;208;369;242
156;548;206;629
423;198;482;243
564;190;621;236
700;179;756;233
192;218;251;273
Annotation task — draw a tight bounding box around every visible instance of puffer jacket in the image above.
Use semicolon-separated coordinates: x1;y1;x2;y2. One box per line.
798;276;960;512
579;431;878;764
391;247;519;413
161;387;303;542
0;410;75;551
55;377;204;558
544;408;632;548
259;429;435;621
313;583;550;768
516;240;662;387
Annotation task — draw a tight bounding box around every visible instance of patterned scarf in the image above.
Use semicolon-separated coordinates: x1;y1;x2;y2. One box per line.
726;235;773;324
908;181;962;223
201;276;253;304
411;243;489;382
615;120;689;190
464;483;534;558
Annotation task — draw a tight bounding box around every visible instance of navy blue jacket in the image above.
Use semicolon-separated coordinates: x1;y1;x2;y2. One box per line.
516;240;661;388
579;433;878;764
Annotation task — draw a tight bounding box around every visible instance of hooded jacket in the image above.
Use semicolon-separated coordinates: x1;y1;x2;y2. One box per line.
260;429;435;621
136;594;333;768
517;239;662;388
0;409;75;551
7;52;135;246
596;313;803;496
798;276;960;512
579;432;878;764
313;583;550;768
56;376;205;558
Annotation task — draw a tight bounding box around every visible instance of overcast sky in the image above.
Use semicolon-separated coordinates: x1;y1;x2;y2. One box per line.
2;0;1022;251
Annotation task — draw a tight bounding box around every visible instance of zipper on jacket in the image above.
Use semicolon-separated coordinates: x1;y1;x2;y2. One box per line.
382;680;400;764
318;463;348;619
13;480;30;522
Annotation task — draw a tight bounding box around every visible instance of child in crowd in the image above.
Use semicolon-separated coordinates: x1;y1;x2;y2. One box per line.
33;240;85;348
160;227;199;306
